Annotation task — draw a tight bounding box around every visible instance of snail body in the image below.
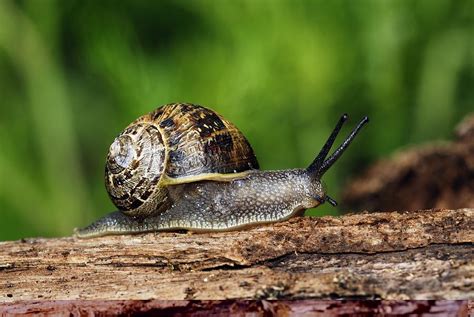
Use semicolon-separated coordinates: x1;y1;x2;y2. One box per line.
76;103;368;238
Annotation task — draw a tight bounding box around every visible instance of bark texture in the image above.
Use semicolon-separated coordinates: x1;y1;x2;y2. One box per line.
1;300;470;316
0;208;472;305
342;113;474;212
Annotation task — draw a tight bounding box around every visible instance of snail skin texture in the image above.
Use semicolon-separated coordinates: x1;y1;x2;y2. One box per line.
76;103;368;238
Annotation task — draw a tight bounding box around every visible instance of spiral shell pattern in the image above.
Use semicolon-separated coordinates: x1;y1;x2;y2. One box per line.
106;122;167;216
105;103;259;217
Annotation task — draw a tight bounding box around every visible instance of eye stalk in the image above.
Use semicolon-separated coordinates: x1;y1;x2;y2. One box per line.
307;114;368;208
307;114;369;178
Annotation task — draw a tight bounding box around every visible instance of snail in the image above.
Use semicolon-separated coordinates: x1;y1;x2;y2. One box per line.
76;103;368;238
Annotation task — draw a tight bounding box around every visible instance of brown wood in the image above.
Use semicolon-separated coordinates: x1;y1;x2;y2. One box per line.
342;113;474;212
0;208;472;305
1;300;470;316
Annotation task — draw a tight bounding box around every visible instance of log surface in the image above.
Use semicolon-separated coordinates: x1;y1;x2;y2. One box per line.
0;208;472;302
1;300;470;316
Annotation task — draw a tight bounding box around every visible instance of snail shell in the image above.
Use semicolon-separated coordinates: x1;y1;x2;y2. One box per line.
105;103;259;217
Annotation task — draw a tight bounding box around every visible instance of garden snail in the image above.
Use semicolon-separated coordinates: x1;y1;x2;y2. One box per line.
76;103;368;238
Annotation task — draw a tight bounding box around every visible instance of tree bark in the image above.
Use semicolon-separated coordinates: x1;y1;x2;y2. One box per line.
342;113;474;212
1;300;470;316
0;208;473;314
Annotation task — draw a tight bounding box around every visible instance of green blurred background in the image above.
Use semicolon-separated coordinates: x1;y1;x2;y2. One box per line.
0;0;472;240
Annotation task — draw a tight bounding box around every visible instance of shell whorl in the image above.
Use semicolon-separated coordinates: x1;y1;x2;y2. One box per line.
105;122;167;217
105;103;259;217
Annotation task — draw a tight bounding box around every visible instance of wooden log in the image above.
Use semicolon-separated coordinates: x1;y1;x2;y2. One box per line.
1;300;470;316
342;113;474;212
0;208;472;303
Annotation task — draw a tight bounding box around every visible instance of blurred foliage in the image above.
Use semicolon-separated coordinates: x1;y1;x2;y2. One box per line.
0;0;472;240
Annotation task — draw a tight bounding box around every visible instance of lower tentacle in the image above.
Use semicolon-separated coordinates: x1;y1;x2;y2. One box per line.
74;211;153;238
